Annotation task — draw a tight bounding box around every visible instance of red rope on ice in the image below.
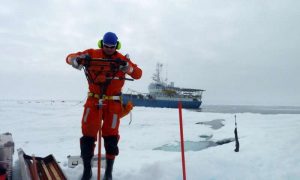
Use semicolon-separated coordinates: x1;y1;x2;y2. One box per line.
178;101;187;180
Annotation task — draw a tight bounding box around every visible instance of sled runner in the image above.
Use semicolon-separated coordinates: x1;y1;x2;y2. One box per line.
18;148;67;180
67;154;106;168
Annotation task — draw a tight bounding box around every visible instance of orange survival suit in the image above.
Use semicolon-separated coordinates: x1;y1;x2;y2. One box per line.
66;48;142;160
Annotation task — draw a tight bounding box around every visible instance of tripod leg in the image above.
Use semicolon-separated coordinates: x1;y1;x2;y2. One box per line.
97;109;103;180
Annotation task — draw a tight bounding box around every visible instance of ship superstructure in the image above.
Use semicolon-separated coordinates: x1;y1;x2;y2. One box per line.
122;63;205;109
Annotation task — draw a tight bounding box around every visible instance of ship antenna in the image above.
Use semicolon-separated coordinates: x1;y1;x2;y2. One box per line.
158;63;162;83
153;62;164;83
165;63;168;84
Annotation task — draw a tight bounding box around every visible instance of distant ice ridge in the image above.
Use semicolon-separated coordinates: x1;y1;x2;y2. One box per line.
198;104;300;114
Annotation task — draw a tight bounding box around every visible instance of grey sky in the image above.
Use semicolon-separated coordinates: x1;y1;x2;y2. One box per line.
1;0;299;106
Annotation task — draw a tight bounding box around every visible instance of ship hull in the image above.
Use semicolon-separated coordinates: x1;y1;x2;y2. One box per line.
122;94;202;109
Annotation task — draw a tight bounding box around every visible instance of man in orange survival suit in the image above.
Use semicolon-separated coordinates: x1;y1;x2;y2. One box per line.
66;32;142;180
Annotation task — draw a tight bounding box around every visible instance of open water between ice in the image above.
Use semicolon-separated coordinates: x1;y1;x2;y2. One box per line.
153;119;235;152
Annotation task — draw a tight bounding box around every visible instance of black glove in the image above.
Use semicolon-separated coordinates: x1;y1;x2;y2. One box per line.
70;57;83;70
70;54;90;70
119;61;133;74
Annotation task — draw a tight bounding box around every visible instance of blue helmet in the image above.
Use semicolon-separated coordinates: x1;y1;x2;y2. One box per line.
103;32;118;45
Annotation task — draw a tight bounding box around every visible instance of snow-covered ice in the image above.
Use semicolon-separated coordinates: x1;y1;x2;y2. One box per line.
1;100;300;180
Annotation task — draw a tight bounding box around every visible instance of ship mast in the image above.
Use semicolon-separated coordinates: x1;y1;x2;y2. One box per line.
152;63;163;83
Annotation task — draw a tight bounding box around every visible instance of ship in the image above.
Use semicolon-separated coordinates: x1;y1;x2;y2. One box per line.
122;63;205;109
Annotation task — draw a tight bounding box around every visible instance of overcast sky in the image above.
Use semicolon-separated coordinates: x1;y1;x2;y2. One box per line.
1;0;299;106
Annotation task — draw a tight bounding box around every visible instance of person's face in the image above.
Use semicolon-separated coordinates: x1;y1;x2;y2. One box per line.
103;43;117;56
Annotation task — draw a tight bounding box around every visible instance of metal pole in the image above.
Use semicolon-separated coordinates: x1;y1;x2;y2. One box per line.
178;101;187;180
97;100;103;180
234;115;240;152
